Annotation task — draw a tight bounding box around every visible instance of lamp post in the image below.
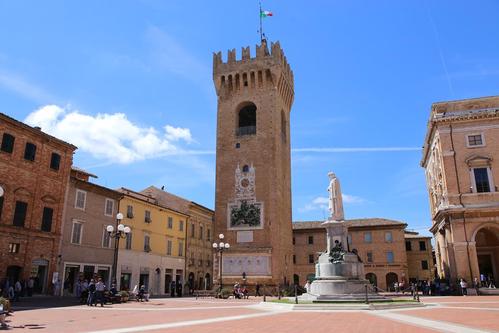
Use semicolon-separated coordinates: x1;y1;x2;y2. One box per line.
107;213;131;286
212;233;230;292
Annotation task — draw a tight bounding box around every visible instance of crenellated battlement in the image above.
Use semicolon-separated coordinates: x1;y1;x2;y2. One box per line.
213;40;293;85
213;40;294;108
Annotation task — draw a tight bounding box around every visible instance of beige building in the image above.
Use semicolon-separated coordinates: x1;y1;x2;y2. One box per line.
116;188;188;295
59;167;122;294
421;96;499;285
141;186;214;291
405;232;434;283
213;39;294;287
293;219;410;291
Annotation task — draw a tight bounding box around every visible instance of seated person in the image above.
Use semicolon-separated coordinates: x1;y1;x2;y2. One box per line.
0;304;7;329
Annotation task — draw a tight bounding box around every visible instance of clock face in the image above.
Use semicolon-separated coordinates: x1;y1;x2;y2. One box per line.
240;178;250;188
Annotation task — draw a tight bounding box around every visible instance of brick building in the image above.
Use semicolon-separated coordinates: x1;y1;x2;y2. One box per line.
59;167;122;295
213;39;295;287
0;113;76;293
293;219;412;291
141;186;214;291
405;231;435;283
421;96;499;285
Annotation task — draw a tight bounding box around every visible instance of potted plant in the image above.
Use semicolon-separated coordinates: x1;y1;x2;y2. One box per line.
119;290;129;303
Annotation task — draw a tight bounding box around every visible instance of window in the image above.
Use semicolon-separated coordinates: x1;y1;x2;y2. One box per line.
364;232;372;243
167;217;173;229
125;232;132;250
41;207;53;232
1;133;15;153
385;232;393;243
13;201;28;227
199;226;204;240
104;199;114;216
386;251;394;263
207;229;211;241
71;221;83;244
144;210;152;223
293;255;296;264
178;240;184;257
8;243;20;253
167;240;172;255
308;254;314;264
179;220;184;231
190;224;195;238
421;260;429;270
473;168;491;193
144;235;151;252
235;143;240;149
308;236;314;245
0;196;4;220
367;251;373;263
292;237;295;245
419;241;427;251
75;190;86;210
50;153;61;170
126;205;134;218
236;103;257;136
24;142;37;161
467;134;483;147
102;227;112;248
405;240;412;251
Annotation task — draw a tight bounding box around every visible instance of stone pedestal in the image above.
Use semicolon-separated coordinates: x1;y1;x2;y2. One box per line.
301;219;387;302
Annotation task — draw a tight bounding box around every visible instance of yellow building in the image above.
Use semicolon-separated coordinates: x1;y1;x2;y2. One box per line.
405;232;435;283
116;188;188;296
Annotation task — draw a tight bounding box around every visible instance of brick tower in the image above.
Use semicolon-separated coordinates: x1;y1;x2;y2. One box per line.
213;40;294;288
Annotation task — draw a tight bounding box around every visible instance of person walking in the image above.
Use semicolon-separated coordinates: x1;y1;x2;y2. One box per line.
27;277;34;297
255;283;261;297
14;280;22;301
95;278;106;307
460;278;468;296
170;281;176;297
87;279;96;306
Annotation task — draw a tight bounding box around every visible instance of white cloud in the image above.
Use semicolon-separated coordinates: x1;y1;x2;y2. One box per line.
24;105;193;164
300;194;366;213
342;194;366;204
292;147;420;153
165;125;193;143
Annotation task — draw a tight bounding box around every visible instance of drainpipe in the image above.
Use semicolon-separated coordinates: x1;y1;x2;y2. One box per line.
449;124;474;281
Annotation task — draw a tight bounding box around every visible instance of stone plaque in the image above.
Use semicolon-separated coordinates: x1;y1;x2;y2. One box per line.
237;231;253;243
222;255;271;276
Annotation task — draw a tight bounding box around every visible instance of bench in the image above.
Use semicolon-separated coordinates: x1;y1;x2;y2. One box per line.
194;290;217;299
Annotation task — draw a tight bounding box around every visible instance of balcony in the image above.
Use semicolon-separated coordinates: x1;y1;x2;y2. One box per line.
236;126;256;136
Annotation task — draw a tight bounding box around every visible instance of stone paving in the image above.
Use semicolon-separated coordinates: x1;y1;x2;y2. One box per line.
3;296;499;332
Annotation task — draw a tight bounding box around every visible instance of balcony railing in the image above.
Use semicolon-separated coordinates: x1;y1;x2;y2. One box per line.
236;126;256;136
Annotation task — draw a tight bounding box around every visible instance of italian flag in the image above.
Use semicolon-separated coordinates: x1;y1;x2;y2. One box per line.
260;10;273;18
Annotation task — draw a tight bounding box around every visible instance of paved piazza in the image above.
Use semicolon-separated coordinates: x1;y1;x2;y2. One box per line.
4;296;499;332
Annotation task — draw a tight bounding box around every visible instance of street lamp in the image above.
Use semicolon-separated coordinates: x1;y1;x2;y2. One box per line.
213;234;230;292
107;212;131;285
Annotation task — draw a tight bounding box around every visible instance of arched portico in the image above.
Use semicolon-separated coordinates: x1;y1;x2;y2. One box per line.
472;224;499;285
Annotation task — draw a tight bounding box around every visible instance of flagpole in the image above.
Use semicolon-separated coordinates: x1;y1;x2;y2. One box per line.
259;1;263;42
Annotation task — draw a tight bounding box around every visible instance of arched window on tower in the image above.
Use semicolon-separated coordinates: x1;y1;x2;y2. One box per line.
242;165;249;173
237;103;256;136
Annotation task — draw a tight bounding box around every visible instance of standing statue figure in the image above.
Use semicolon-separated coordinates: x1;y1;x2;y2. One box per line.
327;172;344;221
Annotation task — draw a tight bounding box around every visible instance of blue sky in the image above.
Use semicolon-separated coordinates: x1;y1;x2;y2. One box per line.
1;1;499;236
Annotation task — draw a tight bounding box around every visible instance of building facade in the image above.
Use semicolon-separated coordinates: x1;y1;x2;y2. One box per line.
0;113;76;293
421;96;499;285
59;167;122;295
116;188;188;296
213;40;295;287
405;232;435;283
141;186;214;292
293;219;410;291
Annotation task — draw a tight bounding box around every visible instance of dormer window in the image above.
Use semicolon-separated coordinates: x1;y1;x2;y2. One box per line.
466;134;484;147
